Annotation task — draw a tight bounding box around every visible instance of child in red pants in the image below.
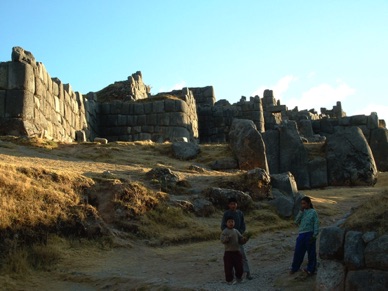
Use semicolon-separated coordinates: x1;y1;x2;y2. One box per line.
220;216;248;284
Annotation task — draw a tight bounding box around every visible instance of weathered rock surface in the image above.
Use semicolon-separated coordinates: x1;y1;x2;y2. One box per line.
278;121;310;189
229;119;269;172
316;259;345;291
145;167;180;192
364;234;388;270
326;126;378;186
209;157;238;171
171;141;200;160
345;270;388;291
202;187;253;211
319;226;345;260
370;127;388;171
344;231;365;270
243;168;271;200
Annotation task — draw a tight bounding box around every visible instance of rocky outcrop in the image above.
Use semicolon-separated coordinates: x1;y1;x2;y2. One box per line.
229;119;269;172
326;126;378;186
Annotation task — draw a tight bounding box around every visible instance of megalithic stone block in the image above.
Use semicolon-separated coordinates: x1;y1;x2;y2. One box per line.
0;90;5;117
5;90;34;120
8;62;35;94
0;62;9;89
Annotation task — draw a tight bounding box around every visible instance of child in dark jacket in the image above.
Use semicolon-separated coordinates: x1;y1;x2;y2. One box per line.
220;216;248;285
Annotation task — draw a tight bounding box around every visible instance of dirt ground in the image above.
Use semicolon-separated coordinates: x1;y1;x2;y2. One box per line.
4;184;380;291
0;141;387;291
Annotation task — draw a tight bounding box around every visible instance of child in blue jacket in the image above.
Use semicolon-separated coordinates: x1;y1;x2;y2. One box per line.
290;196;319;275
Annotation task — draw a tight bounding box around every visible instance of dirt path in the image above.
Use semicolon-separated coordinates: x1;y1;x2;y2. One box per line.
3;193;382;291
10;230;313;291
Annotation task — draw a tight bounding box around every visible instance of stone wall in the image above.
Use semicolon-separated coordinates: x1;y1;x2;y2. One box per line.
0;47;96;142
98;88;198;142
166;87;264;143
317;227;388;290
197;96;264;143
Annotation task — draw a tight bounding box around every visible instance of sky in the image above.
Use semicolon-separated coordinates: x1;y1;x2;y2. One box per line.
1;0;388;122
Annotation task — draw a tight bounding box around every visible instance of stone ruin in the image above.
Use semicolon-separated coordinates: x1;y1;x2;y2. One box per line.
0;46;387;177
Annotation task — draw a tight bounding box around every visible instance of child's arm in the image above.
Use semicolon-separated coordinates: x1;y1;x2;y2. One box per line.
220;232;230;244
294;210;303;225
237;230;248;245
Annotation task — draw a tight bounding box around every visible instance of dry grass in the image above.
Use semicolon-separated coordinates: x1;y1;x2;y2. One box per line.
0;136;387;275
342;190;388;234
136;204;221;246
0;164;93;230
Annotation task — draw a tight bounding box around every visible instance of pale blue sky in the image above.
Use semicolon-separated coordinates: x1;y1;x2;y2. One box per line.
1;0;387;121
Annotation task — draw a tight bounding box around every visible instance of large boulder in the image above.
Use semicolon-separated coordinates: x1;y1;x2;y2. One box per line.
268;188;294;218
316;259;345;291
202;187;253;211
268;172;300;218
369;127;388;171
270;172;298;196
345;270;388;291
229;119;269;172
326;126;378;186
278;121;310;189
344;231;365;270
242;168;271;200
171;141;200;160
191;198;215;217
364;234;388;270
319;226;345;260
145;167;180;192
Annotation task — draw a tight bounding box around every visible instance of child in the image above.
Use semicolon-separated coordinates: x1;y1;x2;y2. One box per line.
290;196;319;275
221;197;252;280
220;216;248;285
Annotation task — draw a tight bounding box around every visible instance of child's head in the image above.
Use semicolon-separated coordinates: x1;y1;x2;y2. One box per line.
226;216;235;229
228;197;238;211
301;196;314;209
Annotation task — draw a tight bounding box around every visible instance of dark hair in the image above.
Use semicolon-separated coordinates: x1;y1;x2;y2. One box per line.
301;196;314;208
225;216;235;221
228;197;237;203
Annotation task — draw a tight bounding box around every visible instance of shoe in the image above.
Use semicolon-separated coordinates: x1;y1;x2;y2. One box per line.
246;273;253;280
236;278;243;283
289;270;298;275
303;268;313;276
227;280;236;285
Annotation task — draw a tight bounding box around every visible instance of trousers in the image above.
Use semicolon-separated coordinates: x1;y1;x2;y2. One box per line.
291;231;317;273
223;251;243;282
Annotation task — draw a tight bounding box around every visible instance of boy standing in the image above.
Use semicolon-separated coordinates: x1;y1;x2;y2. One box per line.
220;216;247;285
221;197;253;280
